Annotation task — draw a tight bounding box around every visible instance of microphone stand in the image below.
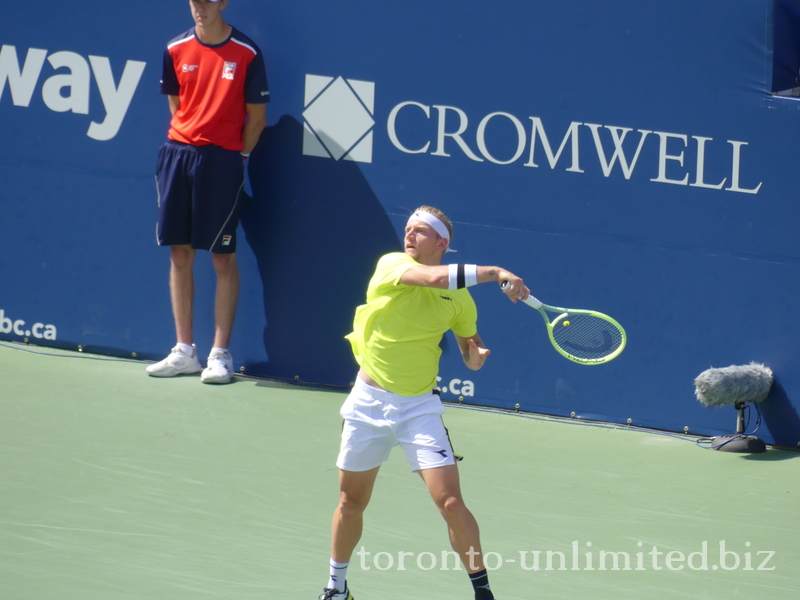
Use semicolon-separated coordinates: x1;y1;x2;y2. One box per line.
710;401;766;453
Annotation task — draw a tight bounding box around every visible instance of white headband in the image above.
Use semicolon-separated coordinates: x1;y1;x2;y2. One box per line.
408;210;457;252
407;211;457;252
408;211;449;240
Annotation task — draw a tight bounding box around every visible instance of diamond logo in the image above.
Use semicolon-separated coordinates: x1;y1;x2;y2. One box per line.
302;75;375;163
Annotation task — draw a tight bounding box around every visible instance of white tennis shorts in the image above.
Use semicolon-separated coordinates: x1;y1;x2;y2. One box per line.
337;378;456;472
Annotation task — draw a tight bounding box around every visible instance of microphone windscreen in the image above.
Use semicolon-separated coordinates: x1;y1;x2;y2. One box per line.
694;362;773;407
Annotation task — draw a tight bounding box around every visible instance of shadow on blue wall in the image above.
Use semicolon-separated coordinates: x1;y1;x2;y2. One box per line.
760;377;800;448
240;115;399;386
773;0;800;91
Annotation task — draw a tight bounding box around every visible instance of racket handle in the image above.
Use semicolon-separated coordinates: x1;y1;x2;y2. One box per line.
501;281;543;309
521;295;543;309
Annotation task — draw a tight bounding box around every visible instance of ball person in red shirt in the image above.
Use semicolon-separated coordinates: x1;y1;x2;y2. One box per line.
147;0;269;383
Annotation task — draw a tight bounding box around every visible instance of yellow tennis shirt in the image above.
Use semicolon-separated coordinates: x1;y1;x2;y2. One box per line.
345;252;478;396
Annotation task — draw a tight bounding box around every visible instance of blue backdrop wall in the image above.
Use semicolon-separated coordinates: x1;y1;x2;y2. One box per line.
2;0;800;447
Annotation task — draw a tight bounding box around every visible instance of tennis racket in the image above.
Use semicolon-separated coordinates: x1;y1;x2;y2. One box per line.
502;283;627;365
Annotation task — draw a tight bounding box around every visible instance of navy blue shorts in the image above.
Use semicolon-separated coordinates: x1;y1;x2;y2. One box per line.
155;140;244;254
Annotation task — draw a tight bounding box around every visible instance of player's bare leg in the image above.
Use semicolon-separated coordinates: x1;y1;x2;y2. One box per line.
170;244;196;345
332;466;380;562
210;252;239;349
419;463;486;572
319;467;380;599
197;251;239;384
146;244;201;377
420;464;495;599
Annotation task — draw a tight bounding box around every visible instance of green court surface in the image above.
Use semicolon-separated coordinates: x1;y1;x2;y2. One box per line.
1;342;798;600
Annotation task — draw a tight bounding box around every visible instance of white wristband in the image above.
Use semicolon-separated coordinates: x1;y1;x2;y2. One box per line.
464;264;478;287
448;263;459;290
448;264;478;289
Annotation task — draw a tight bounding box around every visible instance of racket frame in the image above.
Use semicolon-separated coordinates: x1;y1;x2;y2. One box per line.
520;293;627;365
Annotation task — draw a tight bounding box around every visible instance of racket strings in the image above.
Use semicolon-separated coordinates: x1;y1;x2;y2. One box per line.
551;314;624;360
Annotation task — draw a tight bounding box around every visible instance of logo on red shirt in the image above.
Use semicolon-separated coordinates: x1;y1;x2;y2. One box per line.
222;62;237;80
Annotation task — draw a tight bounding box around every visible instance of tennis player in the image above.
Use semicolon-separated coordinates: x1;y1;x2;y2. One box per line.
319;206;530;600
147;0;269;383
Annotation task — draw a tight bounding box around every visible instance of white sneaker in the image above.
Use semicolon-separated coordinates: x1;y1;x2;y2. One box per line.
146;345;202;377
201;349;234;384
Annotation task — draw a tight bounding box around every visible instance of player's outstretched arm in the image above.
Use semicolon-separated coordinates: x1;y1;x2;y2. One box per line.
399;264;450;288
401;264;529;302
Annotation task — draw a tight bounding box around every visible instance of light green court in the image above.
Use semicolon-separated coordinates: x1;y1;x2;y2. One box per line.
1;342;797;600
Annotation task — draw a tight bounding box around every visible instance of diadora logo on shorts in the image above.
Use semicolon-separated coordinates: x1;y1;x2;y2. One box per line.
302;74;375;163
0;44;146;141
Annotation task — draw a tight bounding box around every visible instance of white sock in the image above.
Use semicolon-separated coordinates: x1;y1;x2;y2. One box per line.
176;343;194;356
327;559;349;592
210;347;228;356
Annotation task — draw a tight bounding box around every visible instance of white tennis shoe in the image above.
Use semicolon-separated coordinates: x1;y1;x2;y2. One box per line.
201;349;234;384
146;345;202;377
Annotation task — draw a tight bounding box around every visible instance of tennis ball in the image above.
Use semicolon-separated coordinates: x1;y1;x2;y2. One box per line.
563;321;570;326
